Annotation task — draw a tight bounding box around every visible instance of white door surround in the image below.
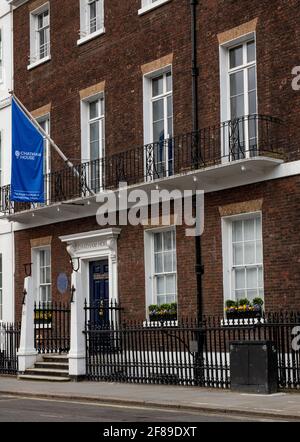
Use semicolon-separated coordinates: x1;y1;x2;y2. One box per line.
59;228;121;379
59;228;121;304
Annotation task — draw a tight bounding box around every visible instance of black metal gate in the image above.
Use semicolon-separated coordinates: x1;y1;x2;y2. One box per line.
34;302;71;354
0;323;20;375
84;309;300;390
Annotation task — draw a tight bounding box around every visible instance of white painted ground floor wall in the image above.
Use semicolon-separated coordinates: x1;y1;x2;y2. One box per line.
0;0;14;322
0;222;14;322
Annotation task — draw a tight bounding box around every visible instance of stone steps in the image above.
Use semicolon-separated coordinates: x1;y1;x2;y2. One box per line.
25;368;69;377
18;374;70;382
18;354;70;382
42;355;69;364
35;362;69;370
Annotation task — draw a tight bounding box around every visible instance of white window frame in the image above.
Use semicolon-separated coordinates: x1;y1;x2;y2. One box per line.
228;41;257;117
0;131;3;211
80;93;105;192
138;0;172;16
0;29;3;84
32;246;52;308
0;131;2;190
28;3;51;70
78;0;105;46
219;33;257;161
0;254;2;322
144;227;177;317
143;66;173;181
222;212;264;306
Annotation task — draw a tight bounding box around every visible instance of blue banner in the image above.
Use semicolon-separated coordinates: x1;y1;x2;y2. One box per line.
11;98;45;203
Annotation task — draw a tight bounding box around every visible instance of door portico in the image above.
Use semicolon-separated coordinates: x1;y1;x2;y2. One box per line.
59;228;121;380
59;228;121;306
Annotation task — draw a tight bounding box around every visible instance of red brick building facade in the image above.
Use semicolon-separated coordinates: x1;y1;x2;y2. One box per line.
7;0;300;323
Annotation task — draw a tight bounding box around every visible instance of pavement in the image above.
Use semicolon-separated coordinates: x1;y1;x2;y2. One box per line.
0;376;299;421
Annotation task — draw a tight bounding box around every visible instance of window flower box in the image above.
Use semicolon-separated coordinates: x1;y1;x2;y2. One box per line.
149;313;178;322
149;303;177;323
225;307;262;321
225;298;264;321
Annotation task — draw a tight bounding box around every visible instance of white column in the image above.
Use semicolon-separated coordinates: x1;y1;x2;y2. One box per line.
68;270;86;380
17;277;38;373
108;237;118;304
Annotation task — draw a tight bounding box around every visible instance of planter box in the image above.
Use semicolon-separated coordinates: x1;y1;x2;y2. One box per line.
226;310;262;321
149;314;177;322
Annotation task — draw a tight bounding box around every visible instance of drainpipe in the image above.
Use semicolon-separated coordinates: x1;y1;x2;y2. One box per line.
190;0;204;323
191;0;199;134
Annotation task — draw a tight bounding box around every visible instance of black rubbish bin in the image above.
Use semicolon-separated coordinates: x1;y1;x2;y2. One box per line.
230;341;278;394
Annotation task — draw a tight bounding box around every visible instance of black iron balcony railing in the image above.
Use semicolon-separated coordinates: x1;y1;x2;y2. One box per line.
0;115;285;215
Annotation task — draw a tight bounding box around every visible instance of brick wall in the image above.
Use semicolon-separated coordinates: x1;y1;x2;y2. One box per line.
14;213;197;322
13;0;192;171
202;175;300;316
12;0;300;320
13;0;300;165
197;0;300;159
14;175;300;321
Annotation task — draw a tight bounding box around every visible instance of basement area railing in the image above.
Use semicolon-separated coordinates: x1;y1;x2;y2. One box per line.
0;323;20;375
84;311;300;390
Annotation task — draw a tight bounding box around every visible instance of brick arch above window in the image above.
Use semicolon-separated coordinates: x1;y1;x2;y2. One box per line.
219;199;263;218
79;81;106;101
141;54;173;76
217;18;258;46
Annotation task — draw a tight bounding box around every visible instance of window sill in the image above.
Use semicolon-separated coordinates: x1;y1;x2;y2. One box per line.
143;320;178;328
27;55;51;71
138;0;172;16
77;28;105;46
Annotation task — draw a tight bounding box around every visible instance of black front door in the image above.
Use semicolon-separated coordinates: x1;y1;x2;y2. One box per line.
89;260;109;326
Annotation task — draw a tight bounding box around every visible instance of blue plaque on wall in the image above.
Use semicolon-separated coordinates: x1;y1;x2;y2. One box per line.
57;273;69;295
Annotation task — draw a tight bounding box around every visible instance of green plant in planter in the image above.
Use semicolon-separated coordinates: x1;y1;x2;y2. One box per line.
225;298;264;319
238;298;251;307
253;297;264;307
226;300;238;309
252;297;264;314
149;303;177;321
225;300;239;317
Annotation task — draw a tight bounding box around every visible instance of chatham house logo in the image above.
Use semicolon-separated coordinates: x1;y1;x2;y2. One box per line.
14;150;42;161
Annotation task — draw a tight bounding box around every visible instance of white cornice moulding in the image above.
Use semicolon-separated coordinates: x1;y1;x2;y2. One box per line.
59;228;122;247
59;228;122;262
9;0;28;8
8;159;300;231
0;97;11;109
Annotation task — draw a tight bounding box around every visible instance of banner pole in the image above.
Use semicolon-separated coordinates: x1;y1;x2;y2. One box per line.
10;92;95;196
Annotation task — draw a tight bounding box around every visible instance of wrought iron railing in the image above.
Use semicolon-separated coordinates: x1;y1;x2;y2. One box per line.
84;299;122;329
0;115;285;215
0;322;21;375
34;302;71;354
84;311;300;389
